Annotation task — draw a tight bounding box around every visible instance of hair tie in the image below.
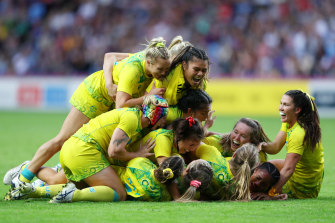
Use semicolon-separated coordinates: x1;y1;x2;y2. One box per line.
163;168;174;180
190;180;201;188
268;187;279;197
156;42;165;48
186;116;195;127
305;92;315;111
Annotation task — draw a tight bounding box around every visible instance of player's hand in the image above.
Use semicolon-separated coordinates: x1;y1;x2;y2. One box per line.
137;138;155;158
148;81;165;97
107;84;118;102
258;142;267;152
204;110;216;130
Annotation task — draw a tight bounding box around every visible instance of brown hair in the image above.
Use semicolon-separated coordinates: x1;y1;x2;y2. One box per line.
154;156;185;184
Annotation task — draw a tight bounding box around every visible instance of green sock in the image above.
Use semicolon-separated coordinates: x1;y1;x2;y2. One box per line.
73;186;119;202
29;184;65;199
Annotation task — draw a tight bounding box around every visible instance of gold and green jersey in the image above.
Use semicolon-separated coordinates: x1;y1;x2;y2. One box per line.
113;157;172;201
281;122;324;191
73;108;144;155
128;128;179;164
113;52;152;98
196;143;233;200
146;64;207;106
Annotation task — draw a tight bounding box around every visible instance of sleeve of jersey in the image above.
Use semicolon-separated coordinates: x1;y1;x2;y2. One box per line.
196;143;221;161
117;64;140;96
146;78;165;93
280;123;287;132
154;134;173;158
117;112;138;139
287;127;305;156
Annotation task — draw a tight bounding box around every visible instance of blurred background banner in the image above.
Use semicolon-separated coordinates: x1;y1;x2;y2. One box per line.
1;77;334;117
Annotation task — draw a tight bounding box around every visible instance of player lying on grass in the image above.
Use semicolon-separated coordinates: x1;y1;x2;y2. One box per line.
250;161;287;200
5;156;213;203
260;90;324;199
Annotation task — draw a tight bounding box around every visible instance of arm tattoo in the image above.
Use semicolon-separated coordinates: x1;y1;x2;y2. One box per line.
113;133;129;147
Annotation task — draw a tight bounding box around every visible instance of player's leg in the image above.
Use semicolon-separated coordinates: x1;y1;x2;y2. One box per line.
51;166;126;203
10;107;89;187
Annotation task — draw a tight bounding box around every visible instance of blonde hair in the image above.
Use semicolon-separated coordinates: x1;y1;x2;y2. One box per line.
177;159;213;202
227;143;259;201
144;37;170;63
168;35;193;60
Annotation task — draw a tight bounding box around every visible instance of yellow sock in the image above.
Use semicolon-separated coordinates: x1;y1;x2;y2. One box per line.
28;184;65;199
21;164;28;171
19;175;31;183
73;186;119;202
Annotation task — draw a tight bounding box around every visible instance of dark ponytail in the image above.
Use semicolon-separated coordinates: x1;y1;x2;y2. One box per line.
285;90;321;149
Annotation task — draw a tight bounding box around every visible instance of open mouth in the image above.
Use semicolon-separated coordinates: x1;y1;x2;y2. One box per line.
280;112;286;117
192;76;202;84
232;140;240;147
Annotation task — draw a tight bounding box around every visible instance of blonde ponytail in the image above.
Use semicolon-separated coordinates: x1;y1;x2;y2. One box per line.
228;143;259;201
144;37;170;63
168;35;193;62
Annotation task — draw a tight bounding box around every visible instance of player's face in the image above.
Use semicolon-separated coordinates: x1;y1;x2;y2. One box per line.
279;94;299;127
250;168;272;193
230;122;252;151
182;58;208;88
184;105;211;122
148;57;170;81
177;138;201;154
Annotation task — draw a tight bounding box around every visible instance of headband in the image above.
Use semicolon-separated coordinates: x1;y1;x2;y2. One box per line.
156;42;165;48
305;92;315;111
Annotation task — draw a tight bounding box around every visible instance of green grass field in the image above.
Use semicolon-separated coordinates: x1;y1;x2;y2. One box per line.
0;111;334;223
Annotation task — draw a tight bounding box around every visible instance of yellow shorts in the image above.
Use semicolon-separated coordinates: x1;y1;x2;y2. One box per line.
282;177;323;199
60;136;110;182
70;70;115;119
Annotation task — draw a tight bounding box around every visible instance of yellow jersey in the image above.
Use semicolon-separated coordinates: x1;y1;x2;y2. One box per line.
73;108;145;155
146;64;207;106
128;129;179;164
112;52;152;98
281;122;324;193
112;157;171;201
196;143;233;200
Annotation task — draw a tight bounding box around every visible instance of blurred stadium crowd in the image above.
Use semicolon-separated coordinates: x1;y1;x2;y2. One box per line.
0;0;334;77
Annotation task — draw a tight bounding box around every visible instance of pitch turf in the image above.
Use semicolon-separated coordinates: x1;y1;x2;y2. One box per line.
0;111;334;223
